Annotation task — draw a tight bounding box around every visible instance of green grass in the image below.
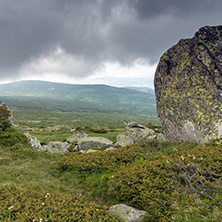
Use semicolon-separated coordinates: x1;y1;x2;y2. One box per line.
0;127;221;221
12;110;159;129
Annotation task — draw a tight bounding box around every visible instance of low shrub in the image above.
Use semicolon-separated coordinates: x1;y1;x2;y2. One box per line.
0;130;28;147
56;146;139;173
0;185;120;222
107;145;222;221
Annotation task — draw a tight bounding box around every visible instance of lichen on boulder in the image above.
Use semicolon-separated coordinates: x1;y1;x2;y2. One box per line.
154;25;222;143
109;204;148;222
0;102;14;131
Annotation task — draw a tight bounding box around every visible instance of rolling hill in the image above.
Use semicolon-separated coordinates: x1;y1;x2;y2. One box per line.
0;81;156;115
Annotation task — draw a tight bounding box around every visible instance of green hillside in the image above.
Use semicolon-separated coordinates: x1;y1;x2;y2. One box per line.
0;81;156;115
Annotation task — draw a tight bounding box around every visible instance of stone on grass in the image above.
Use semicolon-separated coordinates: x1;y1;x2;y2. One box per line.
109;204;148;222
77;137;113;151
67;132;88;144
42;141;70;154
124;121;156;143
23;131;43;151
46;125;72;132
115;134;134;147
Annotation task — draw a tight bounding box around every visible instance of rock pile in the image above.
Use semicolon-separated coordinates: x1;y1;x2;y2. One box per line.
115;120;165;146
155;25;222;143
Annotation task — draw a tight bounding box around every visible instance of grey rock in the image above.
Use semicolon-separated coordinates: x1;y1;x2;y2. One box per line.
109;204;148;222
42;141;70;154
77;137;113;151
125;121;156;143
23;131;43;151
155;133;166;142
67;132;88;144
115;134;134;147
46;125;72;132
105;147;116;151
154;25;222;143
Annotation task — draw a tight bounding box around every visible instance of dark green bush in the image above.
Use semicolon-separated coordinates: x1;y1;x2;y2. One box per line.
107;145;222;221
0;185;120;222
0;105;12;131
0;130;28;147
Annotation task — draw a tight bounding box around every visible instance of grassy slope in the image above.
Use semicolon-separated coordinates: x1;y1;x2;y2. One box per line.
0;80;156;116
0;128;222;221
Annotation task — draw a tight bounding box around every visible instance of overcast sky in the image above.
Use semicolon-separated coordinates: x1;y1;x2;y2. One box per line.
0;0;222;87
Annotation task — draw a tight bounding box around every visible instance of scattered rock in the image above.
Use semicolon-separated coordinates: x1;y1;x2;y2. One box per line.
67;132;88;144
109;204;148;222
154;25;222;143
22;131;43;151
46;125;73;132
77;137;113;151
0;102;14;130
115;134;134;147
42;141;70;154
124;121;157;143
104;147;116;151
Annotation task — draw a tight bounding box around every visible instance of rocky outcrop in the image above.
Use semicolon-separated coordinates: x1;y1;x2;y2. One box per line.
124;120;165;143
154;25;222;143
77;137;113;151
42;141;70;154
0;102;14;130
115;134;134;147
67;132;88;144
22;131;43;151
109;204;148;222
46;125;73;132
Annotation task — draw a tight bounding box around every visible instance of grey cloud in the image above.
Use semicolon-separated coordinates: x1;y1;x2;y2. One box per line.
0;0;222;80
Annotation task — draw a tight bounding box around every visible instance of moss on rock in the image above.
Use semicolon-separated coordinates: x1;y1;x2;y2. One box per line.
154;25;222;143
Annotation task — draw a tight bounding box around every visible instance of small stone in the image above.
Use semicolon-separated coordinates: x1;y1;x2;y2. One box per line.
109;204;148;222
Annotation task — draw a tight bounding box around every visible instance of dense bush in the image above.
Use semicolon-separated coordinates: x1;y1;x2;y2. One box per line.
0;185;120;222
0;105;12;131
107;145;222;221
0;130;28;147
56;146;139;173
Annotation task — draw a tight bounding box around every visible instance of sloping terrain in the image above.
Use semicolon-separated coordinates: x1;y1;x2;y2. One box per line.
0;81;156;115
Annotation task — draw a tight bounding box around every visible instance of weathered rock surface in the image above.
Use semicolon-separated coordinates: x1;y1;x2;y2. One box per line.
42;141;70;154
46;125;73;132
109;204;148;222
124;121;158;143
0;102;14;130
155;25;222;143
67;132;88;144
115;134;134;147
23;131;43;151
77;137;113;151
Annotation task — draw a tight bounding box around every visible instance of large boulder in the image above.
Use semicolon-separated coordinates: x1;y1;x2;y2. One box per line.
124;120;157;143
77;137;113;151
0;102;14;130
67;132;88;144
109;204;148;222
115;134;134;147
154;25;222;143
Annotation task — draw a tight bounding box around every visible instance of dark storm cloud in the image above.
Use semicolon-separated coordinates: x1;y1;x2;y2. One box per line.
0;0;222;80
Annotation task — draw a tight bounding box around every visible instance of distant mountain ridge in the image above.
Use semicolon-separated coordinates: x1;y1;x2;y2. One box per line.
125;86;154;94
0;80;156;115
